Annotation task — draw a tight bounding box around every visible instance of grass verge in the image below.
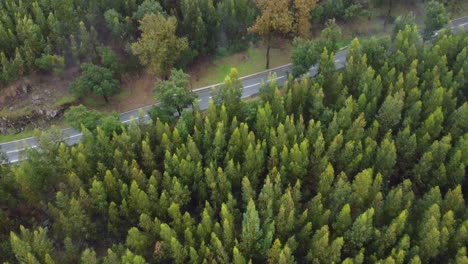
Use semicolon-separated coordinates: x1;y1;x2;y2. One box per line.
189;43;292;89
0;130;36;144
448;1;468;18
0;119;67;144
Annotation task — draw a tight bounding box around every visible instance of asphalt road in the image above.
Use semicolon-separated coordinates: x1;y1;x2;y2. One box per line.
1;17;467;163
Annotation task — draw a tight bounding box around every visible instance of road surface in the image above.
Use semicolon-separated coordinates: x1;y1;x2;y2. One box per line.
1;17;467;163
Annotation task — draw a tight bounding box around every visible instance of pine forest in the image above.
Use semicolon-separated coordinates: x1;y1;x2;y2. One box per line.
1;19;468;263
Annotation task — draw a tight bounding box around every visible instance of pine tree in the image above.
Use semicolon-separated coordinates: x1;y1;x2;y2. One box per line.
241;199;262;260
126;227;149;256
307;225;344;263
343;38;367;95
89;179;108;215
210;232;229;263
77;22;92;60
160;223;187;263
345;208;375;254
255;103;274;140
333;204;352;236
80;249;98;264
230;246;245;264
121;249;147;264
128;181;150;217
375;132;397;183
378;210;408;255
12;48;25;76
443;185;465;217
214;68;244;121
10;228;45;264
418;204;441;262
351;169;375;214
275;190;296;241
377;91;405;135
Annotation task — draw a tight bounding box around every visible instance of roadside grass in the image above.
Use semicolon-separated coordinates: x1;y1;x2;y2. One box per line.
189;43;292;89
114;89;129;100
83;97;107;108
0;120;67;144
448;1;468;18
0;130;36;144
54;95;77;108
337;39;351;49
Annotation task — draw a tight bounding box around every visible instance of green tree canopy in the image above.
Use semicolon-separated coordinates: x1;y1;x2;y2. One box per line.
131;13;188;78
155;69;196;116
70;63;120;103
424;1;449;40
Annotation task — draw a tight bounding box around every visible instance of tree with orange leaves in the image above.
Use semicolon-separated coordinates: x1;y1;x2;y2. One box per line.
248;0;294;69
293;0;317;39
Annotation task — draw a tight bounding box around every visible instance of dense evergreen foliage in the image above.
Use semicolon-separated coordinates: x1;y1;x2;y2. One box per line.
0;0;259;88
0;0;456;92
1;26;468;264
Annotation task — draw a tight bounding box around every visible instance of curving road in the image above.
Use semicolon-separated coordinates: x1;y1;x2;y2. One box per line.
1;17;467;163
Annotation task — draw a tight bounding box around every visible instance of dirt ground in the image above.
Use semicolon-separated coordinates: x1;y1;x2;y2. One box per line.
187;56;215;89
88;70;157;113
0;68;79;113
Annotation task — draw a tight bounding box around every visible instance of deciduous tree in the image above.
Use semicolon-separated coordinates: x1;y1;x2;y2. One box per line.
424;1;448;40
131;13;188;77
293;0;317;38
248;0;294;69
155;69;196;116
70;63;120;103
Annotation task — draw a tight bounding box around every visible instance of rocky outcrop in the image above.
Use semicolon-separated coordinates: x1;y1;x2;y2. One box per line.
0;77;77;134
0;103;72;134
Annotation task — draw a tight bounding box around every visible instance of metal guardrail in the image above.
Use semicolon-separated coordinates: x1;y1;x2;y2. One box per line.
191;63;293;93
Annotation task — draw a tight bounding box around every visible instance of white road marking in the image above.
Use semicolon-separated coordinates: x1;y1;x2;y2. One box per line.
6;145;38;154
68;133;83;139
244;82;261;89
4;113;150;154
122;114;149;124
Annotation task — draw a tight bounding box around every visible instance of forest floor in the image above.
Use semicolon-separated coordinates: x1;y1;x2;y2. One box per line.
81;70;157;113
1;1;467;142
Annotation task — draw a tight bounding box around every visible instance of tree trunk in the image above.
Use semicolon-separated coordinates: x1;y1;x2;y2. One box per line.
266;36;271;69
177;107;182;117
103;95;109;103
384;0;393;28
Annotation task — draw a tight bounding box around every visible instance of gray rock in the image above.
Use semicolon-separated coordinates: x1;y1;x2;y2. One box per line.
45;109;58;118
22;85;29;94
